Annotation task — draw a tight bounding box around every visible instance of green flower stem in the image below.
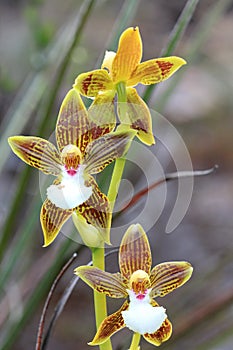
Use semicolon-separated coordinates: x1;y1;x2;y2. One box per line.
107;157;126;207
108;82;128;212
91;246;112;350
90;82;129;350
90;162;126;350
109;82;128;206
91;149;126;350
116;81;127;103
116;82;128;129
129;333;141;350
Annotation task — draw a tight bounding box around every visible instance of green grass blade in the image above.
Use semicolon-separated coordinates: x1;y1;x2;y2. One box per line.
104;0;140;52
142;0;200;103
155;0;232;113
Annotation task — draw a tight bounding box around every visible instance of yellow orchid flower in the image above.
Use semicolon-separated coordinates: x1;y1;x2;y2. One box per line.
8;89;135;247
74;27;186;145
75;224;193;346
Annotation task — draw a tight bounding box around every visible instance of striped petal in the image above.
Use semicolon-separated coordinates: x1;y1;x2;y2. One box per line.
150;261;193;298
88;90;116;137
40;199;72;247
74;69;114;97
56;89;92;155
118;87;155;146
88;301;128;346
8;136;61;175
84;130;135;174
128;56;186;86
75;266;128;298
112;27;142;83
119;224;152;280
76;177;111;244
143;317;172;346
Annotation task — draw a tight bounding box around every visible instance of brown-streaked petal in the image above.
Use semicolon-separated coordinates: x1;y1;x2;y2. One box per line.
56;89;91;155
112;27;142;83
74;69;114;97
8;136;61;175
75;266;128;298
88;90;116;139
117;87;155;146
88;301;129;346
119;224;152;280
150;261;193;298
76;177;111;244
84;130;135;174
143;318;172;346
128;56;186;87
40;199;72;247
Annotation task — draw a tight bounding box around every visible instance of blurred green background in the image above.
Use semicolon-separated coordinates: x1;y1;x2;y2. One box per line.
0;0;233;349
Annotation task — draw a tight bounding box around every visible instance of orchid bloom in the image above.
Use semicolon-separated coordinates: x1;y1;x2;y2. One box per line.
75;224;193;346
8;89;135;246
74;27;186;146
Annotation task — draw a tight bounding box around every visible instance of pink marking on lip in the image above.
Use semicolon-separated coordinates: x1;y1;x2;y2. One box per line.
66;169;77;176
136;293;146;300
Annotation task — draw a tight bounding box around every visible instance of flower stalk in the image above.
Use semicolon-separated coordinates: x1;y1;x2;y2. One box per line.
91;247;112;350
91;80;129;350
129;333;141;350
91;160;127;350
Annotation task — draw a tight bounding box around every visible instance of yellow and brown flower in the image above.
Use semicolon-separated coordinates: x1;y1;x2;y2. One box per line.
75;224;193;346
8;89;135;246
74;27;186;145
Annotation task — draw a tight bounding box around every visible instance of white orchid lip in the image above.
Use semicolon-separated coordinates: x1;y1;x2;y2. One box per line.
47;164;92;210
122;289;167;335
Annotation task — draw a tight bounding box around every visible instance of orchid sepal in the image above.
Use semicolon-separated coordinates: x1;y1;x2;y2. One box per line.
111;26;142;82
119;223;152;280
117;87;155;145
88;301;128;346
127;56;187;86
75;266;128;298
150;261;193;298
74;69;114;97
8;136;62;176
41;199;73;247
84;129;136;174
